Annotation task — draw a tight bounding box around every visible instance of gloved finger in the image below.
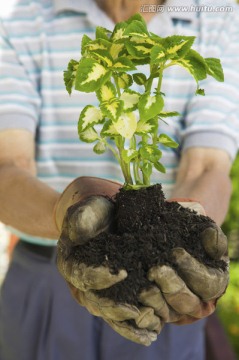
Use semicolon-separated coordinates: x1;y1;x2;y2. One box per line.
201;226;228;260
78;290;141;321
105;319;158;346
172;248;229;301
57;252;127;291
148;265;201;314
135;307;162;333
139;286;181;322
177;201;206;215
67;196;115;244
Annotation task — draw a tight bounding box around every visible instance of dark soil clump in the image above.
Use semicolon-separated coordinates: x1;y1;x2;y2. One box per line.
72;184;227;305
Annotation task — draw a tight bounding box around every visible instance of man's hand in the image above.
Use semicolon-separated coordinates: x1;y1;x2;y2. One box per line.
55;177;161;346
139;201;229;325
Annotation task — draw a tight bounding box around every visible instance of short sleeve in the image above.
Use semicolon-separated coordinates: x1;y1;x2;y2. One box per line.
182;7;239;160
0;19;41;133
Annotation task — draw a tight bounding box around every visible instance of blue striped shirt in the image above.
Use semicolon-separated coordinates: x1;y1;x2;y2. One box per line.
1;0;239;244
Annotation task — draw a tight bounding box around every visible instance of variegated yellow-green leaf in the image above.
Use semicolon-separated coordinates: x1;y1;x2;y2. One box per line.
136;120;156;135
93;140;106;154
114;112;137;139
110;43;124;59
117;73;133;89
75;58;111;92
124;20;149;38
85;38;111;52
101;120;119;137
92;49;113;67
126;40;152;59
158;111;180;118
158;134;178;148
96;82;116;102
96;26;112;41
150;45;166;64
81;34;92;55
133;72;147;86
79;127;98;143
161;35;196;59
120;90;140;112
139;93;164;121
176;49;207;82
100;98;124;122
112;57;136;72
78;105;103;132
121;149;138;164
111;22;128;41
139;145;162;163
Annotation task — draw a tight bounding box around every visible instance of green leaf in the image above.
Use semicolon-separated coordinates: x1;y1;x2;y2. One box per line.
121;149;138;163
150;45;167;64
101;120;119;137
112;57;136;72
96;26;112;41
78;105;103;132
176;49;207;82
195;88;205;96
91;49;113;67
141;162;153;178
205;58;224;82
96;82;116;102
117;73;133;89
158;111;180;118
158;134;178;148
100;98;124;122
75;58;111;93
114;112;137;139
154;161;166;173
133;73;147;86
79;127;98;143
136;119;157;135
139;93;164;121
126;13;147;26
139;145;162;163
120;89;140;112
63;59;79;95
93;140;106;154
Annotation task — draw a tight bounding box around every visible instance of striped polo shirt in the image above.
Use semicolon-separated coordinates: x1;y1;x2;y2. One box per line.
1;0;239;244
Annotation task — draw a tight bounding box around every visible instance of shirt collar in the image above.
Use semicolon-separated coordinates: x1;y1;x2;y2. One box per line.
53;0;197;23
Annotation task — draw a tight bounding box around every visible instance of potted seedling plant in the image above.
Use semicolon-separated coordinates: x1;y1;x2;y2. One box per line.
63;14;227;307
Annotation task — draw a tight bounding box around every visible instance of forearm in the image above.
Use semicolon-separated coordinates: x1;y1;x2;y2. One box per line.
171;169;231;225
170;148;232;225
0;163;60;239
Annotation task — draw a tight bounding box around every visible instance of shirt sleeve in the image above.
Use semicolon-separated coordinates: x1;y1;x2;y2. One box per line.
0;19;41;133
181;7;239;160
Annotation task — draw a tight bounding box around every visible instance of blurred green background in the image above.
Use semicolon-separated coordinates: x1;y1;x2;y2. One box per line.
217;153;239;357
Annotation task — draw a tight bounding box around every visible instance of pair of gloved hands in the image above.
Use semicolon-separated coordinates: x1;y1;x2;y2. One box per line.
55;177;229;346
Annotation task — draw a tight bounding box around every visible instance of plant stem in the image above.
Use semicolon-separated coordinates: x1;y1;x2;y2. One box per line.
113;74;121;97
116;136;133;185
157;66;164;94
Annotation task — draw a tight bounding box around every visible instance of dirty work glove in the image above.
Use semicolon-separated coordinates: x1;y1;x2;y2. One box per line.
54;176;161;346
139;200;229;325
